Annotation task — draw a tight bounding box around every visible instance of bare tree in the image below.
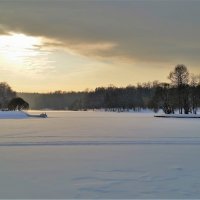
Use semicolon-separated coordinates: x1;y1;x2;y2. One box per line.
168;65;189;114
190;74;200;114
169;65;189;86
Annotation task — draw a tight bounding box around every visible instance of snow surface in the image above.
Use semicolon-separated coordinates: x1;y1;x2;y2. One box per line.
0;111;28;119
0;111;200;198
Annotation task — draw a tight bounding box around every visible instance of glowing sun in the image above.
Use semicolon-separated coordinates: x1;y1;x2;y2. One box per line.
0;32;42;63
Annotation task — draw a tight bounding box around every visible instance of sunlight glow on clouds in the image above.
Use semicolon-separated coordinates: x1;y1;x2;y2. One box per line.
0;33;42;63
38;38;118;61
0;32;54;74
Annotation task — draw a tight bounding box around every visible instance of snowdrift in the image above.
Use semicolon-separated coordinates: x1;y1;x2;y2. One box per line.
0;111;48;119
0;111;28;119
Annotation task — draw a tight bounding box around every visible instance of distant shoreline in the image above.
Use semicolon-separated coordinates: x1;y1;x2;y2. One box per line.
155;114;200;118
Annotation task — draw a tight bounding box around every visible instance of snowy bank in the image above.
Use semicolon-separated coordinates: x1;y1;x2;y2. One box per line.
0;111;48;119
0;111;28;119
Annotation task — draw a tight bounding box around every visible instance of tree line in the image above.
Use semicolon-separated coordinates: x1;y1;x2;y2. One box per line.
18;83;159;111
1;65;199;114
150;65;200;114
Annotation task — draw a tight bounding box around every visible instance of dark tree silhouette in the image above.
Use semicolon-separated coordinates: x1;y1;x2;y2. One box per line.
8;97;29;111
150;83;175;114
190;75;200;114
168;65;189;114
0;82;16;109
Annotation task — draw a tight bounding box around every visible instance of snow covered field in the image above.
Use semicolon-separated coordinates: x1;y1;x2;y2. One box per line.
0;111;28;119
0;111;200;198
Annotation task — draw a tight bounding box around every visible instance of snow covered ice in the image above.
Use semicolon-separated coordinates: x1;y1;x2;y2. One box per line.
0;111;200;198
0;111;28;119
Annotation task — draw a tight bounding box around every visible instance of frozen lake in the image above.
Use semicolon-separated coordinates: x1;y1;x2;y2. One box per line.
0;111;200;198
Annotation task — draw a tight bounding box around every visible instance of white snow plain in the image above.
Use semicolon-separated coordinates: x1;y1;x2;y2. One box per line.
0;111;200;198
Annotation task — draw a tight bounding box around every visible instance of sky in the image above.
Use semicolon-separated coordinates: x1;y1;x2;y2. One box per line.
0;0;200;92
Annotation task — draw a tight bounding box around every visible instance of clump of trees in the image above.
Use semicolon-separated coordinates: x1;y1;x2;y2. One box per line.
0;82;29;111
8;97;29;111
0;82;16;109
151;65;200;114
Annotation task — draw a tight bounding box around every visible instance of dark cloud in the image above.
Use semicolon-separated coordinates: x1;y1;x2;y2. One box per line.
1;0;200;64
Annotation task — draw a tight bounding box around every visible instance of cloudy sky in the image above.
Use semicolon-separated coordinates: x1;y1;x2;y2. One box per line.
0;0;200;92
